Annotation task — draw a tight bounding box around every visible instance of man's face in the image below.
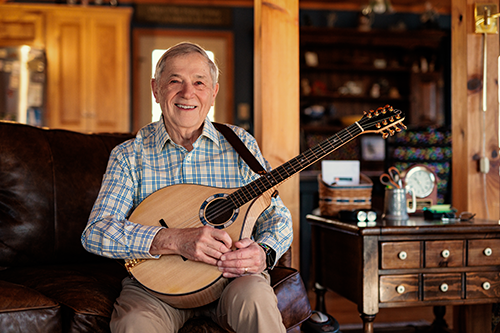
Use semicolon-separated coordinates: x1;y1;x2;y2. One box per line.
152;52;219;135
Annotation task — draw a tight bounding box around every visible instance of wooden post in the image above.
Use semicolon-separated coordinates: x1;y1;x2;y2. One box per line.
254;0;300;268
451;0;500;220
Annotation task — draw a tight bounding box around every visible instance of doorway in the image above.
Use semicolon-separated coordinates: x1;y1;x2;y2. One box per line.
133;29;234;131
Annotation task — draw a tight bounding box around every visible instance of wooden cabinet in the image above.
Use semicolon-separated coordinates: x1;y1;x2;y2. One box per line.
379;237;500;304
0;4;132;133
308;214;500;332
0;6;45;47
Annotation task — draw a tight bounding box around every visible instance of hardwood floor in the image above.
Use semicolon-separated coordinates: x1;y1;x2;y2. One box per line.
306;289;455;332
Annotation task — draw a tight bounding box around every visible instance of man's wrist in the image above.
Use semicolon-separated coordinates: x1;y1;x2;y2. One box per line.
258;243;276;270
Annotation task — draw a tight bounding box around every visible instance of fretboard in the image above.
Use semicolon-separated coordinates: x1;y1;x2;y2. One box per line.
228;122;362;208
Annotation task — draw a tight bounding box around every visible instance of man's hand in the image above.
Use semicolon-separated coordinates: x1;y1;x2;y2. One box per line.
217;238;266;278
150;226;232;266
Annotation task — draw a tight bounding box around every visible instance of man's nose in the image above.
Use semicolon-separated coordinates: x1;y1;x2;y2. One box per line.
179;83;195;98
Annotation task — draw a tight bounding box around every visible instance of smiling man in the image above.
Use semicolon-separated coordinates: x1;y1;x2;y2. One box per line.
81;42;293;333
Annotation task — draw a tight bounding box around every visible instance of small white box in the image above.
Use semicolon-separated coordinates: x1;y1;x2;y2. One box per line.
321;160;360;185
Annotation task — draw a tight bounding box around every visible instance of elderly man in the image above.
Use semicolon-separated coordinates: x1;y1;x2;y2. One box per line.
81;42;293;333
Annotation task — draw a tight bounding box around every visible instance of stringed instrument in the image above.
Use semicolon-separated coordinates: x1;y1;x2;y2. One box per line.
124;105;406;309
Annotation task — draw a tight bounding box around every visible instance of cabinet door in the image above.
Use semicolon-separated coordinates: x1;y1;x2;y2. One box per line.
46;7;131;133
86;10;130;133
46;10;88;132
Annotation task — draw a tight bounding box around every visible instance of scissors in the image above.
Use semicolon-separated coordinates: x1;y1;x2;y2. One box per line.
379;166;403;189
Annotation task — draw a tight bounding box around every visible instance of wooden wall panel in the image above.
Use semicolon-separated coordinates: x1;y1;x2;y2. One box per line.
254;0;301;268
451;0;500;220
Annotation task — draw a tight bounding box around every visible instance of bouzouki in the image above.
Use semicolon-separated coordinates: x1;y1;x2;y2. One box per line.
124;105;406;309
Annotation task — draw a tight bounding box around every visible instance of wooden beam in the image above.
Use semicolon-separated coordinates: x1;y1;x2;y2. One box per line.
451;0;500;219
254;0;300;269
81;0;452;14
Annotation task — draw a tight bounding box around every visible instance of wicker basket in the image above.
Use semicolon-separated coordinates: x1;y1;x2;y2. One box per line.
318;173;373;217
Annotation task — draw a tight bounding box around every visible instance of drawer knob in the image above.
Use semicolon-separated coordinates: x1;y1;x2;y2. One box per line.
398;251;407;260
441;249;450;258
396;285;405;294
483;281;491;290
440;283;449;293
484;247;493;256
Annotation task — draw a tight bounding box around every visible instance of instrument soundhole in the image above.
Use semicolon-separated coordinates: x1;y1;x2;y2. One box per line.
205;199;233;225
199;193;239;229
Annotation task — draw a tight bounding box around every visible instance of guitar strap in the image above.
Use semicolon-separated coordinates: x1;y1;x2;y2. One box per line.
213;122;267;175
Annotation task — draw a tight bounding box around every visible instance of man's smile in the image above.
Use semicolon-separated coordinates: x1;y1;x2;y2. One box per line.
175;104;197;110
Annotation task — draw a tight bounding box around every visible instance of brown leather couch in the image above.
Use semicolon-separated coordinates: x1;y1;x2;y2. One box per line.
0;121;311;333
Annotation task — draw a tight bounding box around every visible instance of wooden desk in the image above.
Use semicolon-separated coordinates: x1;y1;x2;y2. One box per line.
307;214;500;333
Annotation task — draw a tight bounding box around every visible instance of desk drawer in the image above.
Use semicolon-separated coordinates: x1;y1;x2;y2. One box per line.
423;273;461;301
381;241;420;269
425;240;463;268
466;272;500;299
468;239;500;266
380;274;419;303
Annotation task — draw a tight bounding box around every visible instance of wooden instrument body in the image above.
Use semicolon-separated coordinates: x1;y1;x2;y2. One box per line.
126;183;275;308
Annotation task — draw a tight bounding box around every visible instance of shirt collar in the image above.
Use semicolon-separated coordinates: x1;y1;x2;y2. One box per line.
201;118;220;147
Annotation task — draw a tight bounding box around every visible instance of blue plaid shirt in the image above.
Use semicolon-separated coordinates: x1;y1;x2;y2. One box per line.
81;118;293;267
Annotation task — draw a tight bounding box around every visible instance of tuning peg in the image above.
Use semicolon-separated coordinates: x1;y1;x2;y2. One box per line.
381;131;389;139
399;123;407;130
382;119;388;125
385;105;393;111
388;128;395;136
395;126;402;133
367;110;374;118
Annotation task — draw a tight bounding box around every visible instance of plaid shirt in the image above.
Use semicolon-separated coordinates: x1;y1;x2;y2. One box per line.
81;118;293;267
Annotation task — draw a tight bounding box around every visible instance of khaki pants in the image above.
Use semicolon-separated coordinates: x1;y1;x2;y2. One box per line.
110;273;286;333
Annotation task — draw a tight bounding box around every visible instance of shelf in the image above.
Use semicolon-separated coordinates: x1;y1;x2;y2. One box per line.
301;64;410;74
301;94;408;104
300;27;448;50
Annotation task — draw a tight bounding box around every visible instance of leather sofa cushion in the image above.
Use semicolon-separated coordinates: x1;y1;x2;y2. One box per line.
271;266;311;330
0;260;127;333
0;121;134;268
0;279;62;333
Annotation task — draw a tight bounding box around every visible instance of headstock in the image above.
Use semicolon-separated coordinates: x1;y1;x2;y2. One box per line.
357;105;407;139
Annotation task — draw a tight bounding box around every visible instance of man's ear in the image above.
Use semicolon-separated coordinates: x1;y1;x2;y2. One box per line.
212;83;219;105
151;78;158;102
